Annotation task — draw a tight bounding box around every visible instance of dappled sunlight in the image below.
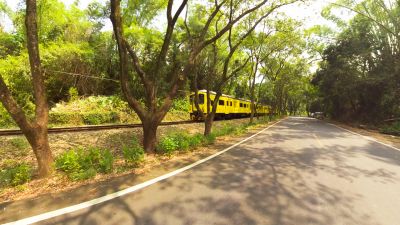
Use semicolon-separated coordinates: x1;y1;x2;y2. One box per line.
36;117;400;225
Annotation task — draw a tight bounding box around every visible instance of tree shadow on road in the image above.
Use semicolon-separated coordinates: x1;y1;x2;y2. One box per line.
36;118;400;224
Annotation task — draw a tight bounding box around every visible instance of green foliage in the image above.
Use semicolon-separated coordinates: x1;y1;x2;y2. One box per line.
49;96;132;125
204;133;216;145
214;123;248;137
171;98;190;112
0;105;15;127
157;136;179;154
0;162;32;187
188;133;205;147
380;122;400;136
9;137;29;150
314;0;400;122
122;138;145;166
55;147;114;180
68;87;79;102
82;112;119;125
157;132;199;154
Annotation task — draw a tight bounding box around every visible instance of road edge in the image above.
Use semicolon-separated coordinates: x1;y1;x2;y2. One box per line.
327;121;400;151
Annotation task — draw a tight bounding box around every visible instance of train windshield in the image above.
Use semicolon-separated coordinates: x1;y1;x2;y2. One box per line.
190;93;205;104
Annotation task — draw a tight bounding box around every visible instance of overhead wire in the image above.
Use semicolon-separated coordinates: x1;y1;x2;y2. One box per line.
45;69;120;83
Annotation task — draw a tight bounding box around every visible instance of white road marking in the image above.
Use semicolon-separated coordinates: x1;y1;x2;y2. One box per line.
327;122;400;151
3;119;284;225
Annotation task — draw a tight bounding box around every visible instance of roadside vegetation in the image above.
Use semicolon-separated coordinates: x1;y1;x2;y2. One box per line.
310;0;400;134
0;0;311;180
0;116;279;200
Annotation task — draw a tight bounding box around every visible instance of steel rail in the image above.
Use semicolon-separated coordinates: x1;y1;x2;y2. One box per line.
0;120;200;136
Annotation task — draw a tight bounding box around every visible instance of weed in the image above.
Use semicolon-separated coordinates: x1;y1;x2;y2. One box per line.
9;137;29;149
157;136;179;154
188;133;204;148
0;162;32;187
55;147;114;181
122;138;145;166
204;133;216;145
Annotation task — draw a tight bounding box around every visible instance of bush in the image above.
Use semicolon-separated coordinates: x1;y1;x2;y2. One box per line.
122;138;145;166
204;133;216;145
171;98;190;112
55;147;114;181
0;105;15;127
49;112;83;125
380;122;400;136
214;125;236;137
82;112;119;125
49;96;131;126
188;134;205;147
0;162;32;187
172;132;191;151
157;136;179;154
157;132;199;154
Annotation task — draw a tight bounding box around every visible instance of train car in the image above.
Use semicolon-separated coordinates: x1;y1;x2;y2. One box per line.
189;90;269;120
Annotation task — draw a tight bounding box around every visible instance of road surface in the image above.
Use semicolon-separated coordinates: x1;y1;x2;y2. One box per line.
31;117;400;224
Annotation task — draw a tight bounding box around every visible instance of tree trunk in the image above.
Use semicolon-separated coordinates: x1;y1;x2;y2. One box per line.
26;128;53;177
142;118;158;154
204;114;215;136
0;0;53;178
250;103;255;124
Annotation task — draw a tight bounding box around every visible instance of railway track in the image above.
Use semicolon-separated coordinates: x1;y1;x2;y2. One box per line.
0;120;200;136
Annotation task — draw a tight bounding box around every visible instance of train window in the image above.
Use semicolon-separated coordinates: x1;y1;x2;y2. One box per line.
240;103;243;107
198;94;205;104
219;100;224;106
230;102;233;106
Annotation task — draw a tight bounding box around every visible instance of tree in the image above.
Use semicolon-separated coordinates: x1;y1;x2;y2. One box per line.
190;0;299;135
111;0;286;151
0;0;53;177
314;0;400;122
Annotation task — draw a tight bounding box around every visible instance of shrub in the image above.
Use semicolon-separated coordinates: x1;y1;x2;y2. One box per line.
49;96;130;126
0;162;32;187
157;131;199;154
82;112;118;125
55;149;81;174
233;124;248;135
122;139;145;166
172;132;191;151
68;87;79;102
0;105;15;127
214;124;236;137
204;133;216;145
157;136;179;154
49;112;83;125
55;147;114;181
380;122;400;136
188;134;205;147
171;98;190;112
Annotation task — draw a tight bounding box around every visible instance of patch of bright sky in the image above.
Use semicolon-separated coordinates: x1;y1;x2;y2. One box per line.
2;0;355;33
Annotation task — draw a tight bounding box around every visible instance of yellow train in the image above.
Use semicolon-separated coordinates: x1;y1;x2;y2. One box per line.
189;90;270;120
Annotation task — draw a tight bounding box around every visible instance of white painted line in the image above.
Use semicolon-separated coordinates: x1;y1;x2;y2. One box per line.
328;122;400;151
3;119;284;225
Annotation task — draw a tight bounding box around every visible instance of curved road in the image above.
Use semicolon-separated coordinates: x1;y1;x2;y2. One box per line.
31;117;400;224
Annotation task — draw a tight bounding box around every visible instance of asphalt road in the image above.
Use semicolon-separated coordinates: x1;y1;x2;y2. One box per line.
35;117;400;225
